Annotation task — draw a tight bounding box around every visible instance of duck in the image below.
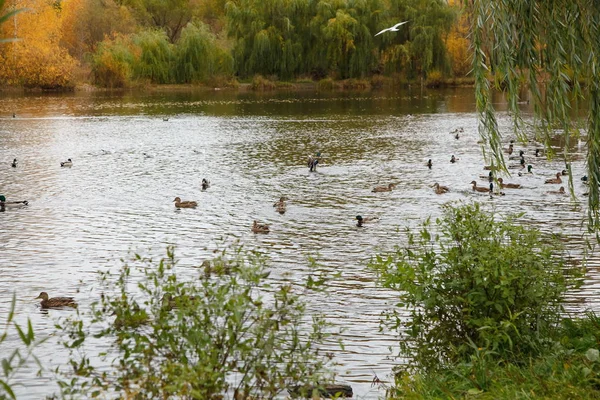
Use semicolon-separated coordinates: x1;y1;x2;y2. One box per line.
506;143;514;155
432;183;449;194
252;220;270;233
509;150;525;160
201;178;210;191
497;178;521;189
518;165;534;176
163;117;169;121
450;155;458;163
273;196;287;214
356;215;379;227
508;157;526;169
426;159;432;169
582;175;589;183
544;172;562;184
454;132;460;140
11;158;17;168
173;197;198;208
547;186;566;195
535;148;543;157
470;180;492;193
60;158;73;167
561;169;569;176
35;292;77;309
372;183;396;193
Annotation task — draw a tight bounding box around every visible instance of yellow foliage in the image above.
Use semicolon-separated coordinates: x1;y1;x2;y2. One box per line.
445;5;471;77
0;0;77;88
60;0;137;58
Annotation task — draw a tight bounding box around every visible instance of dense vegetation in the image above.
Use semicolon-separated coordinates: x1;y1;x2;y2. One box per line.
0;0;468;88
371;203;600;399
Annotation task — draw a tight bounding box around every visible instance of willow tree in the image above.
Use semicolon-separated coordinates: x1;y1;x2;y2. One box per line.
376;0;455;80
225;0;309;79
132;29;173;83
174;21;233;83
468;1;600;231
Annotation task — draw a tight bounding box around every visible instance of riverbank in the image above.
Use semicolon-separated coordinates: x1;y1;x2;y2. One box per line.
0;75;476;94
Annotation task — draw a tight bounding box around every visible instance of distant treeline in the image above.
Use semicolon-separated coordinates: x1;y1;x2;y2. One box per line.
0;0;471;88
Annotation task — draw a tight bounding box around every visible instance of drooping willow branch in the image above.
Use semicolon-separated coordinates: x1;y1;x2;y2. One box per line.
468;0;600;232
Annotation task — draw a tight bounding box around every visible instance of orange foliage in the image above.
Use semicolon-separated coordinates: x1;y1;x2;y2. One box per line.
60;0;137;58
445;3;471;77
0;0;77;88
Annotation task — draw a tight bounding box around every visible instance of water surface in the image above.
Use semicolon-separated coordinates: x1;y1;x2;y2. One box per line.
0;87;596;399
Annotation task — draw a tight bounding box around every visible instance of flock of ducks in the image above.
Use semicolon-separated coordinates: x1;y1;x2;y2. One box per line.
428;136;577;199
4;129;583;309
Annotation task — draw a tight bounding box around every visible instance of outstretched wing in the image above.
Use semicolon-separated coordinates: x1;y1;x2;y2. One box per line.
374;27;390;36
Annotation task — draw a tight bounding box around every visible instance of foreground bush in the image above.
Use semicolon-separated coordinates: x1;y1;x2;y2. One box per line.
57;246;333;399
371;203;583;373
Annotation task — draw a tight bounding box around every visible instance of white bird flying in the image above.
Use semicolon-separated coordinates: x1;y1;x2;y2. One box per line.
374;21;409;36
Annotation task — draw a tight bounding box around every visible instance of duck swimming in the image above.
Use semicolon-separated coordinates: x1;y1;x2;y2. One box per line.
544;172;562;184
252;220;270;233
35;292;77;309
201;178;210;191
547;186;566;195
356;215;379;227
426;159;432;169
497;178;521;189
470;181;492;193
173;197;198;208
450;155;458;163
372;183;396;193
60;158;73;167
432;183;449;194
273;196;287;214
11;158;17;168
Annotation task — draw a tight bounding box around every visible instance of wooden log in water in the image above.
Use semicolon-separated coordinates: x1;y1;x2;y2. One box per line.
288;383;353;398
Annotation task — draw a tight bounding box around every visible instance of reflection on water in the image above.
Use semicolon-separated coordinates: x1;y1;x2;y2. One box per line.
0;87;596;399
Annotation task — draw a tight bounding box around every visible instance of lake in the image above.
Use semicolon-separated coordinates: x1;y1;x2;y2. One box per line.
0;87;597;399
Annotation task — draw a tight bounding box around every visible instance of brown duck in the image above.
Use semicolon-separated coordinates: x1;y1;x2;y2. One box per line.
432;183;449;194
372;183;396;193
35;292;77;309
547;186;566;195
497;178;521;189
273;197;287;214
252;220;270;233
544;173;562;184
173;197;198;208
470;181;492;193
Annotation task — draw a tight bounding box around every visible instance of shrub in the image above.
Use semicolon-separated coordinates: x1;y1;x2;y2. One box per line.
57;246;333;399
250;74;277;90
91;35;135;88
317;77;337;90
425;69;444;88
371;203;583;372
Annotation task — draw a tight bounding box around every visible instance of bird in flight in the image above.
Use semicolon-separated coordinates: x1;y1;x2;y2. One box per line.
374;21;409;36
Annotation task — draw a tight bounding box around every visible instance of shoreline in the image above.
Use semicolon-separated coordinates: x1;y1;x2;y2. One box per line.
0;77;476;94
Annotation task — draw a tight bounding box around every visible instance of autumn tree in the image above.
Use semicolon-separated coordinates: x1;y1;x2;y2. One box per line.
0;0;77;88
60;0;138;59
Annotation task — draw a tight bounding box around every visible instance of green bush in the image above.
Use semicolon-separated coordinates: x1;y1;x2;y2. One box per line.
132;30;173;84
91;35;135;88
371;203;583;372
57;246;333;399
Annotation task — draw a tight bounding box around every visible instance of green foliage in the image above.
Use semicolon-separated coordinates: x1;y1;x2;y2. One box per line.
388;314;600;399
371;203;583;372
174;21;233;83
0;294;47;400
56;246;333;399
91;35;135;87
132;29;173;83
225;0;456;80
468;1;600;232
126;0;194;43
